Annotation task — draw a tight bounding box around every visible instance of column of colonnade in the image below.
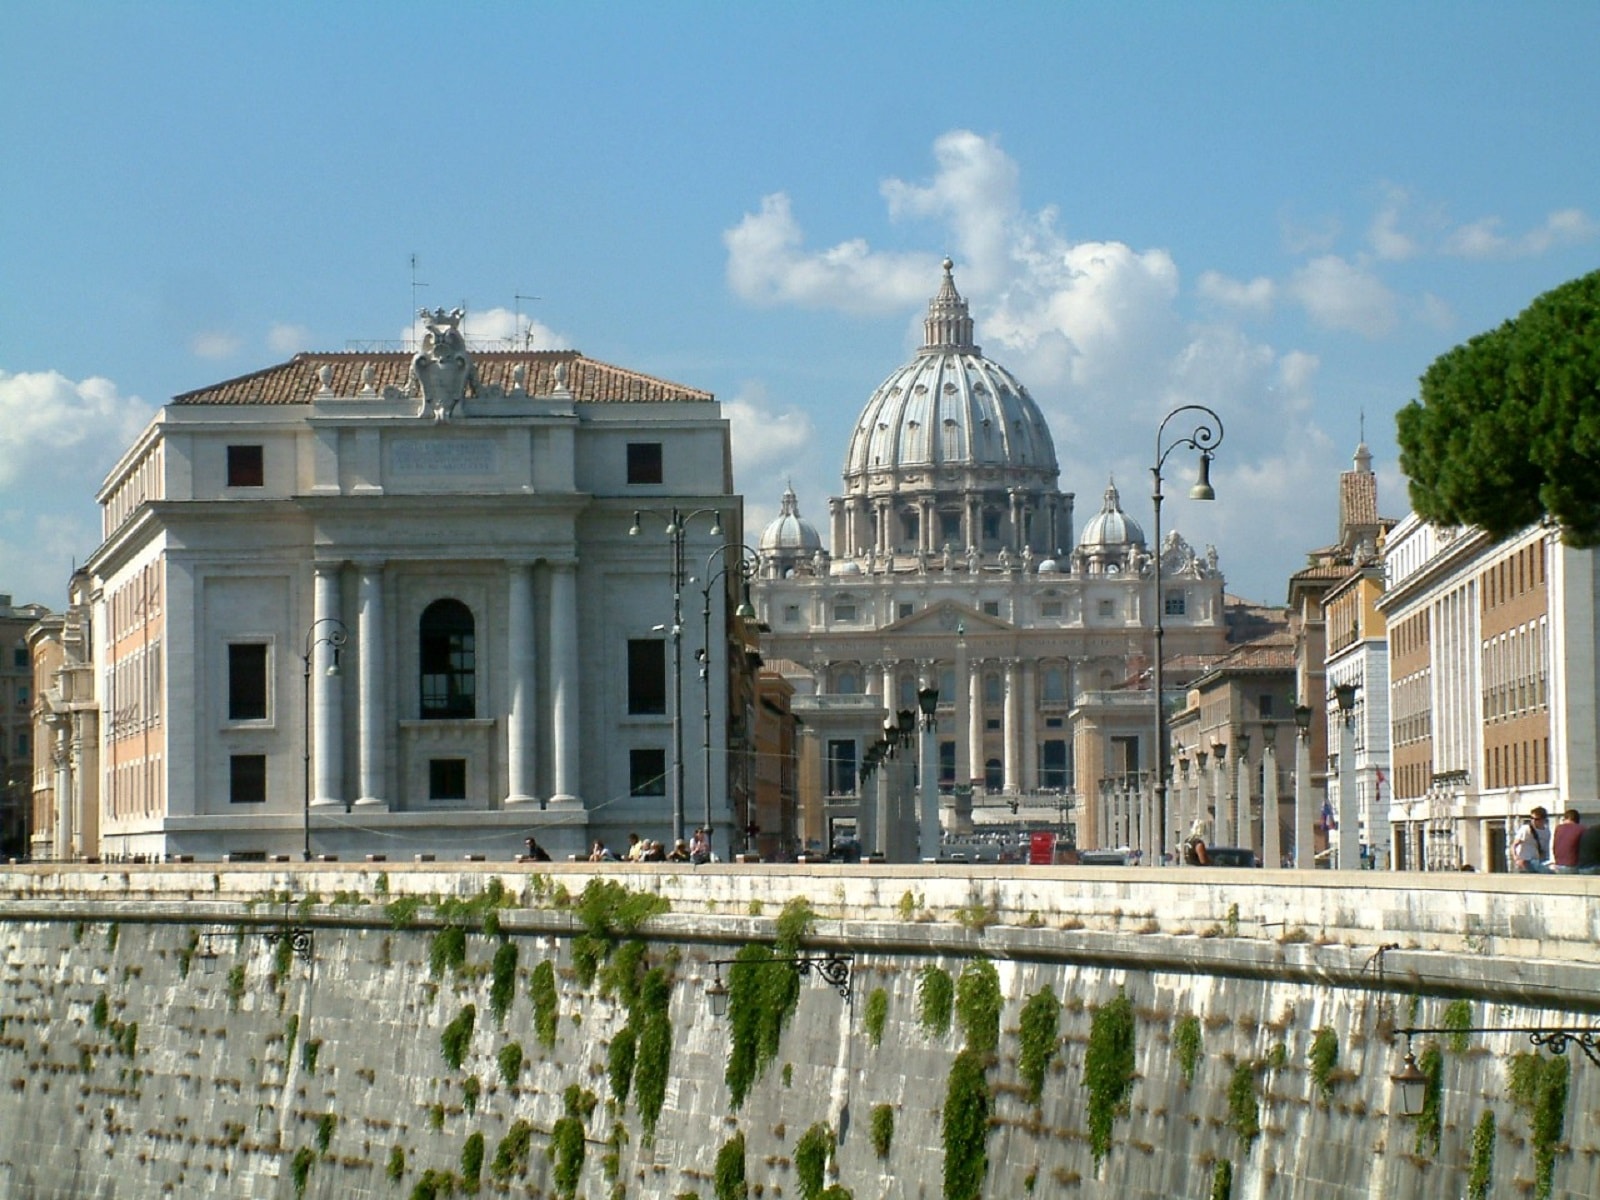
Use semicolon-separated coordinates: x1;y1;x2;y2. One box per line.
307;559;585;814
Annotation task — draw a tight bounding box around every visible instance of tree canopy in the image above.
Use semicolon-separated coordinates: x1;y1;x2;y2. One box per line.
1396;269;1600;544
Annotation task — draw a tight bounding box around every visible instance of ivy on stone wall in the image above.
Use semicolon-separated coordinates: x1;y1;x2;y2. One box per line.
429;925;467;979
531;959;559;1048
794;1122;836;1200
1508;1050;1569;1200
1173;1014;1202;1085
954;959;1001;1056
870;1104;894;1158
489;941;518;1024
633;966;674;1135
1082;990;1136;1167
942;1049;989;1200
1413;1043;1443;1156
461;1129;485;1193
1441;999;1472;1055
1017;987;1060;1105
1209;1160;1233;1200
1466;1109;1495;1200
1227;1062;1260;1148
714;1130;748;1200
549;1085;598;1199
917;965;954;1038
441;1004;476;1071
1308;1027;1338;1103
490;1119;534;1182
497;1041;523;1088
608;1026;637;1105
725;943;800;1109
864;987;889;1047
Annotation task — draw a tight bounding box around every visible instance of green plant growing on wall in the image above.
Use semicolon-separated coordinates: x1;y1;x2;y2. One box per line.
302;1038;322;1075
385;895;422;929
273;927;295;981
1413;1043;1444;1156
106;922;120;952
498;1042;523;1088
897;890;921;921
531;959;559;1048
864;988;889;1048
410;1168;454;1200
1227;1062;1260;1148
427;1103;444;1131
1308;1027;1339;1102
430;924;468;979
916;965;954;1038
571;879;671;987
91;993;109;1031
632;966;675;1135
491;1119;534;1182
608;1026;637;1105
1466;1109;1495;1200
1018;987;1061;1105
600;939;650;1008
284;1014;299;1062
1224;903;1239;938
1209;1160;1233;1200
942;1049;990;1200
869;1104;894;1159
387;1145;405;1182
178;929;200;979
441;1004;477;1071
774;896;815;952
550;1085;598;1199
462;1129;485;1193
601;1121;628;1182
463;1075;482;1116
1508;1051;1569;1200
725;944;800;1108
1082;990;1136;1167
489;941;518;1024
315;1112;337;1154
1441;999;1472;1055
714;1130;748;1200
955;959;1001;1055
291;1146;315;1197
226;964;246;1011
1173;1014;1202;1085
794;1123;835;1200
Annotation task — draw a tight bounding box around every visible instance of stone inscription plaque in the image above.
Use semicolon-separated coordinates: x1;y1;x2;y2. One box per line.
391;439;497;476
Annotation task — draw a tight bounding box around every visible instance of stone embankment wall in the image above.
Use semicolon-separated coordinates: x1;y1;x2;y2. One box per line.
0;864;1595;1199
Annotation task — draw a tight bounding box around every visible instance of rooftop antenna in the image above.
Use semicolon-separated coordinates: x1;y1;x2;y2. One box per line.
514;292;542;348
408;254;429;351
1359;408;1366;444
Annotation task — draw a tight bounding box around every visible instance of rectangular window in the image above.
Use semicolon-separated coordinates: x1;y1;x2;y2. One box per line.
832;600;857;623
1258;694;1275;719
826;739;858;796
783;604;801;623
939;740;956;784
228;643;268;721
227;444;264;488
11;648;25;668
1040;740;1069;790
627;639;667;715
1164;590;1186;616
1040;600;1062;617
429;758;467;801
229;754;267;804
982;601;1000;617
897;602;914;619
1110;735;1140;775
626;442;663;484
630;748;667;796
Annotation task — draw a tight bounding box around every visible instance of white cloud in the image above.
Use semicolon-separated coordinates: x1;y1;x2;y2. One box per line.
1286;255;1398;337
724;192;941;314
1368;186;1420;262
189;330;242;359
881;129;1020;290
1197;271;1276;315
268;323;312;355
0;370;153;489
725;385;814;482
1442;207;1598;259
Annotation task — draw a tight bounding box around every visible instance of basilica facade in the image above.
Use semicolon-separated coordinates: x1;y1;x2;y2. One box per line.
753;262;1231;855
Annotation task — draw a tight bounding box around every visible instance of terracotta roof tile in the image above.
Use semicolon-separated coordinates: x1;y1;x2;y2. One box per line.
172;351;713;407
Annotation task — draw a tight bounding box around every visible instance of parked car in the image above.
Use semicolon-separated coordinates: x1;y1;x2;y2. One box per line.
1201;846;1259;867
1077;850;1133;866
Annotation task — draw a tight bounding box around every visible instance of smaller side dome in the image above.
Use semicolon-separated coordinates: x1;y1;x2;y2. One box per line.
758;486;825;577
1077;480;1146;550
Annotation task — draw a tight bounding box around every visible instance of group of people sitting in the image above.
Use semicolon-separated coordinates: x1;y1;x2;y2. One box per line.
584;827;716;865
1512;806;1600;874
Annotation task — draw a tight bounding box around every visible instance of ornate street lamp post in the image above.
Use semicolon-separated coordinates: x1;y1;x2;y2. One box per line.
1293;702;1314;868
632;508;724;849
699;544;759;848
1151;405;1223;865
917;686;939;861
1334;681;1359;870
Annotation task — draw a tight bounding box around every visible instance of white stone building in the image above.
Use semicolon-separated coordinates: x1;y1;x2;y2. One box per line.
753;263;1230;856
65;313;745;861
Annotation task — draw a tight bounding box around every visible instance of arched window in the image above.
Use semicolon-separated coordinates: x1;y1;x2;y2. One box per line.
1043;666;1066;702
985;757;1003;791
420;599;475;719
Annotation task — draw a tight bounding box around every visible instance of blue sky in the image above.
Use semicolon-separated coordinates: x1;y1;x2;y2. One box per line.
4;3;1597;607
